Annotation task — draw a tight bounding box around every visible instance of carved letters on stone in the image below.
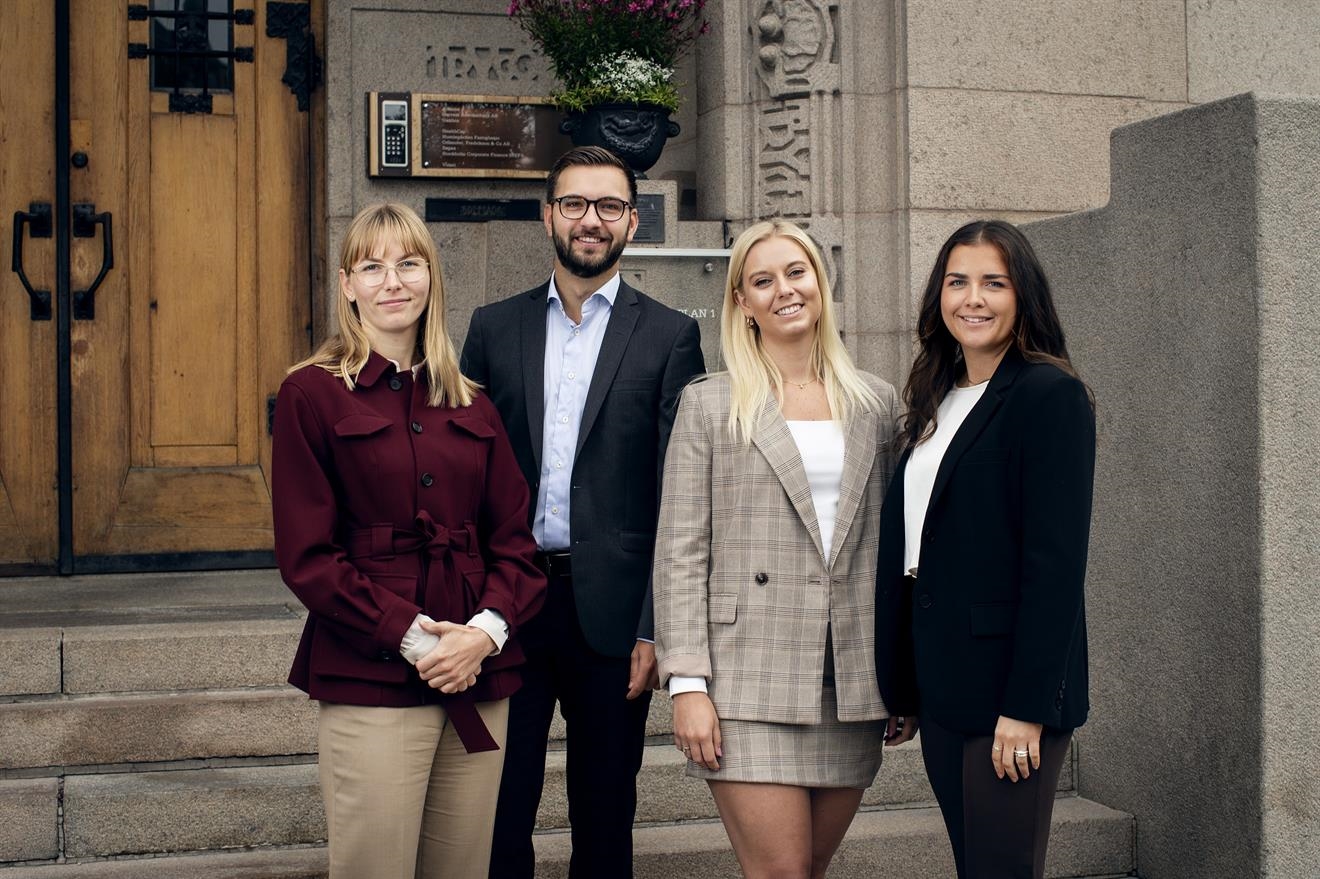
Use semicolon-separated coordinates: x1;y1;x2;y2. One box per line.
425;45;544;83
758;101;811;217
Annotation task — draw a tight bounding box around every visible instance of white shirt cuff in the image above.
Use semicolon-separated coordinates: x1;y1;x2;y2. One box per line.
668;675;709;696
466;609;509;655
399;613;440;665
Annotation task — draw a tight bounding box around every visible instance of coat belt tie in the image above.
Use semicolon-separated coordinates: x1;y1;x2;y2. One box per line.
346;513;498;753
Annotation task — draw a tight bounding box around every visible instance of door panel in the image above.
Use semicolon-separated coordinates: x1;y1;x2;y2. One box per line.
70;0;313;560
0;0;58;568
2;0;316;570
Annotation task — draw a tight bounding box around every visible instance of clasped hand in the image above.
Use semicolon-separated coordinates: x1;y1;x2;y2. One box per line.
414;619;495;694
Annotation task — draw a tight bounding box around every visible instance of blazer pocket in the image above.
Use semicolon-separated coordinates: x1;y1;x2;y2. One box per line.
708;593;737;624
959;448;1009;464
333;413;393;438
969;602;1015;638
618;529;655;554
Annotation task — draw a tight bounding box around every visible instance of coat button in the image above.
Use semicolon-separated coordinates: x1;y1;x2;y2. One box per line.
754;572;768;585
388;377;403;391
411;421;423;433
918;593;932;609
420;473;434;487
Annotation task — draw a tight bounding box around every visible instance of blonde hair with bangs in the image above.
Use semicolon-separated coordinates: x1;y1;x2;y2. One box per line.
291;203;476;408
720;220;879;442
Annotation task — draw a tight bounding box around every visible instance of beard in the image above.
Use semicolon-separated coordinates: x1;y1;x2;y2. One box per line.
552;227;627;279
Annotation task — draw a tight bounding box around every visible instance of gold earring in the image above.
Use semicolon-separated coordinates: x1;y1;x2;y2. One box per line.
745;315;756;329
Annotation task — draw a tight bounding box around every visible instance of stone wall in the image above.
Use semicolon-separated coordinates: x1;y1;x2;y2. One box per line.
1024;94;1320;879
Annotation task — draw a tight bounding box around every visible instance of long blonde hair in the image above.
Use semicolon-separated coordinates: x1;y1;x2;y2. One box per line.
720;220;879;442
291;203;476;408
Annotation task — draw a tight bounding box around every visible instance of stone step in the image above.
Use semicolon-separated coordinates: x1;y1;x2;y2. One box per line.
0;848;328;878
532;796;1134;879
0;689;316;770
0;796;1132;878
537;736;1074;828
0;616;304;699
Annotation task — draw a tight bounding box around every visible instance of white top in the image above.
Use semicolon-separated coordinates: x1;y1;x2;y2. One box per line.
903;382;989;575
669;418;845;697
785;420;846;561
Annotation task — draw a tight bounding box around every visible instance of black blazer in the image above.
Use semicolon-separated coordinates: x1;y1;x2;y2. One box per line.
461;279;704;658
875;348;1095;735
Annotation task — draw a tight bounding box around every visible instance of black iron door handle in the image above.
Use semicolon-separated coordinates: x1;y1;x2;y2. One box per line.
72;203;113;320
10;202;53;321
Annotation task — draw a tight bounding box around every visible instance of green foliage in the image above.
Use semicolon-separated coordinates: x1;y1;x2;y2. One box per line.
509;0;708;107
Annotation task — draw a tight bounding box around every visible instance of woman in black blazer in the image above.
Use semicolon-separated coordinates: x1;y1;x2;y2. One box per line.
875;220;1095;878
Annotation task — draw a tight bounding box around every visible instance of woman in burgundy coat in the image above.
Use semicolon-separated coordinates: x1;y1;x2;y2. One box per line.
272;203;545;879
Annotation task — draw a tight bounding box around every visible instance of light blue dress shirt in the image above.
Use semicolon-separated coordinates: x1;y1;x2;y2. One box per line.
534;271;621;550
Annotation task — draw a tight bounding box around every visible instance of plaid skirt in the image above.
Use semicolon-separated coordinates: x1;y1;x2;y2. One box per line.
685;685;885;788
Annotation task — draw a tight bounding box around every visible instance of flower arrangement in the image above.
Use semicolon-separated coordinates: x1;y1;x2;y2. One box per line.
509;0;709;114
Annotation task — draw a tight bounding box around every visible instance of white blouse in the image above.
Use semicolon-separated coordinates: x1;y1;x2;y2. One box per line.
902;382;988;575
785;419;846;561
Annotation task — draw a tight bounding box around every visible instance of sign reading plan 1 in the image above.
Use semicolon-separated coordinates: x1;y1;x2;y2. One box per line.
422;95;572;179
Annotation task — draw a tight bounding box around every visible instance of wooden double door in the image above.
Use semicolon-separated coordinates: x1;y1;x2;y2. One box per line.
1;0;321;573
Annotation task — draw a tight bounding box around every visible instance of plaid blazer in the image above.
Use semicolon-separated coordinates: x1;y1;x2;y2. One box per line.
654;372;899;724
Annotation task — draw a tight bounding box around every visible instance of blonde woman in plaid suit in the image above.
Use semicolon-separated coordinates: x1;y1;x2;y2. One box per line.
654;220;918;878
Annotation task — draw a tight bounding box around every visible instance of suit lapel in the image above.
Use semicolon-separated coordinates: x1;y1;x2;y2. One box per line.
826;405;878;569
750;396;824;561
521;284;550;471
575;281;640;458
926;349;1026;514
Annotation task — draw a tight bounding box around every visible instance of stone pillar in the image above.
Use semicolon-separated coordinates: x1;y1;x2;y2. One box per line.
1024;94;1320;879
696;0;904;379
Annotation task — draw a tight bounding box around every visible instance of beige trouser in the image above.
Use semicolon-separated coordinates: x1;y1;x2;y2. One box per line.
317;699;510;879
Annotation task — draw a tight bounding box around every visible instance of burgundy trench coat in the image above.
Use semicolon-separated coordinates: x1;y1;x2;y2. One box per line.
272;352;545;751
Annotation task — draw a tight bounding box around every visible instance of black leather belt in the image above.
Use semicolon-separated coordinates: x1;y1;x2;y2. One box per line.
534;550;572;579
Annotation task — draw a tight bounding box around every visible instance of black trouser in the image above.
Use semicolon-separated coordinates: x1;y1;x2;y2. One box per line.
918;714;1072;879
488;559;651;879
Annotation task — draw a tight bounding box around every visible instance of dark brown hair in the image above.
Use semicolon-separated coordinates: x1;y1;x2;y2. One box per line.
899;219;1090;451
544;146;637;206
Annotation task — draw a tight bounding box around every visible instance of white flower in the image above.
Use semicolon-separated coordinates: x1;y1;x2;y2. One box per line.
589;51;672;97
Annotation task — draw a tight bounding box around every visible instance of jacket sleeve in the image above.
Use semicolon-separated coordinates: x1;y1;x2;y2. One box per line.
653;384;715;684
999;374;1096;724
637;316;705;642
271;379;421;656
474;396;546;634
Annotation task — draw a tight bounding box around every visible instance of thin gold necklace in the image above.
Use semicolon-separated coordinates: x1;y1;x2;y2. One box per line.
787;376;819;391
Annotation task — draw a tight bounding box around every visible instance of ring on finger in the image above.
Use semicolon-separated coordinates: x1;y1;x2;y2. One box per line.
991;744;1003;752
1013;749;1029;758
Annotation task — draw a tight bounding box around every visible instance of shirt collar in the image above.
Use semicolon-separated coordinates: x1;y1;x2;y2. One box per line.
547;270;621;312
356;350;423;387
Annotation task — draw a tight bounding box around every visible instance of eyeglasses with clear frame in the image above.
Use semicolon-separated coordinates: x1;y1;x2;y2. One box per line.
349;258;429;287
549;196;632;222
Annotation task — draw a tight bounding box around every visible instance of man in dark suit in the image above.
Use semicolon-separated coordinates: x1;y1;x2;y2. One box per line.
462;146;704;878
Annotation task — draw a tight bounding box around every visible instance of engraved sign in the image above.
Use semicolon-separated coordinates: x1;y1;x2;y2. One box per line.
416;94;572;179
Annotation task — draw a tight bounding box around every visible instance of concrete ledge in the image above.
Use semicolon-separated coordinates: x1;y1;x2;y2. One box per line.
63;765;324;858
0;689;317;770
0;846;328;878
0;778;59;864
62;619;303;694
0;628;61;698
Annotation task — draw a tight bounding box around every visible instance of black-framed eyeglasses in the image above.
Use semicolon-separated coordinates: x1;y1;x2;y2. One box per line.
550;195;632;222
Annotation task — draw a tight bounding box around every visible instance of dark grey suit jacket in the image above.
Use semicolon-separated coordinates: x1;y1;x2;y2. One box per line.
461;278;704;658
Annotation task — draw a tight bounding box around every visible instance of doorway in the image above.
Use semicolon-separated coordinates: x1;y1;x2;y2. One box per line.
1;0;321;574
